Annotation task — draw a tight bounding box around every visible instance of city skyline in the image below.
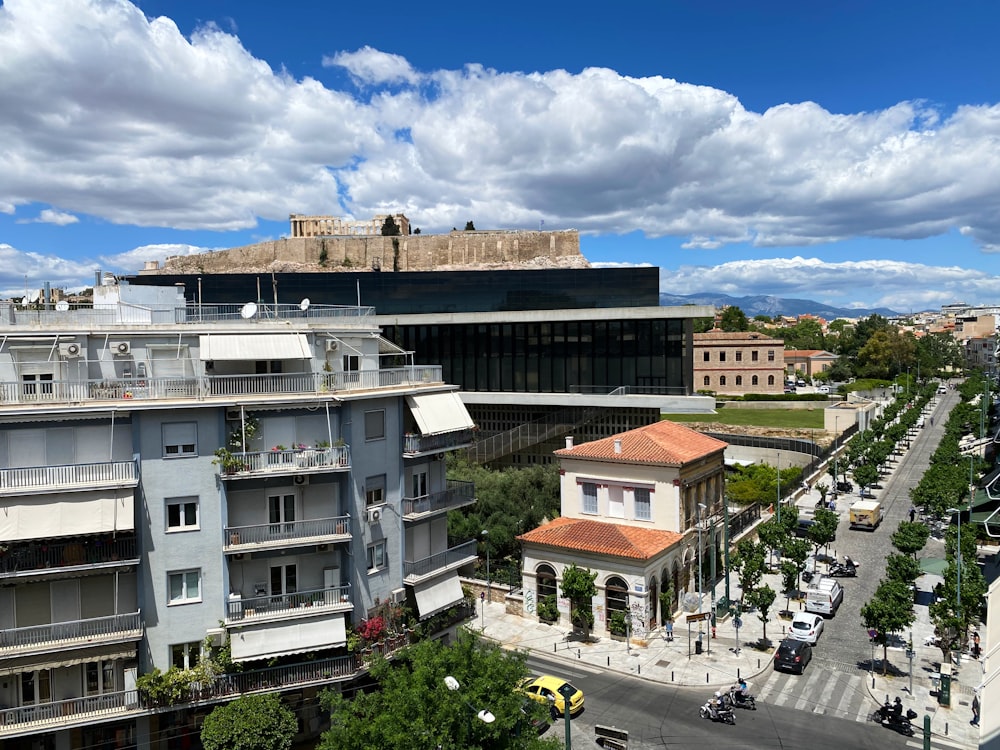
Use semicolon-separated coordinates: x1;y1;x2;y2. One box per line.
2;0;999;311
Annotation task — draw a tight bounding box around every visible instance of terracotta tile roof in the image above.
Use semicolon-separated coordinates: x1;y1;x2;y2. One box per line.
518;517;683;559
554;420;727;466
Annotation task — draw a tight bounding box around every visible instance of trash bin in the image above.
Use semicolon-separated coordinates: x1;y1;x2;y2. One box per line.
938;663;951;707
695;635;704;654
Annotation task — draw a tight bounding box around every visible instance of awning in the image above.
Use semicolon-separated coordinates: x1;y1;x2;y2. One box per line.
0;491;134;538
199;334;312;361
412;574;464;620
919;558;949;576
405;392;475;436
0;645;137;676
230;614;347;661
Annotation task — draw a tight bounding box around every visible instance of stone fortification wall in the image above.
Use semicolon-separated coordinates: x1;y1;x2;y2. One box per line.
159;229;584;274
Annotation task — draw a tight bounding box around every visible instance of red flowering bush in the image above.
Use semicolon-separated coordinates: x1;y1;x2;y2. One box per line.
357;616;385;642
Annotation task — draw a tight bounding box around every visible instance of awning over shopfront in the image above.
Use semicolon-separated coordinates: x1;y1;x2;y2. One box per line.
0;491;134;539
405;392;474;436
229;614;347;661
412;574;464;620
198;334;311;361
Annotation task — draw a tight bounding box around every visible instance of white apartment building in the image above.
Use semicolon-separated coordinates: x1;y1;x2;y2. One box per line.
0;279;477;749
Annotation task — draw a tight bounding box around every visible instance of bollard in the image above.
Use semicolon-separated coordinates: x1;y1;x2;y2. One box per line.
737;668;741;679
638;664;641;674
945;722;948;736
554;643;557;652
577;649;581;659
671;671;674;681
706;673;709;683
608;656;611;667
757;659;760;669
872;675;875;689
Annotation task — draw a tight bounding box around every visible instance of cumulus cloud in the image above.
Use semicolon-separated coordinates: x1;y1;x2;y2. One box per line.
323;46;420;87
17;208;79;225
0;243;99;297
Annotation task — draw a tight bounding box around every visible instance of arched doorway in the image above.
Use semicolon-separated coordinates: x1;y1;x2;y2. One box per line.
535;564;557;621
605;576;629;633
648;575;658;626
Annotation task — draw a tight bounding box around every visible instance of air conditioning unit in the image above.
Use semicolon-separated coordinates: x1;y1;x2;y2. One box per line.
205;628;225;648
111;341;131;356
366;507;381;524
325;339;339;353
59;342;82;358
225;408;242;421
293;475;309;486
390;588;406;605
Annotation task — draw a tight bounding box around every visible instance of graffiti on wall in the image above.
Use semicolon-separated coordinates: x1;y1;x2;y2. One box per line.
524;590;535;615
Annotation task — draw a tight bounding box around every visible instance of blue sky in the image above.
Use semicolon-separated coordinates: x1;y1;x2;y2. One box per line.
2;0;1000;312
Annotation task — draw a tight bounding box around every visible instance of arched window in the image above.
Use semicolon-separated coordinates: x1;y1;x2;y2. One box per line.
719;376;727;386
536;564;557;602
768;375;775;385
735;375;743;386
752;375;759;386
703;376;711;386
605;576;629;629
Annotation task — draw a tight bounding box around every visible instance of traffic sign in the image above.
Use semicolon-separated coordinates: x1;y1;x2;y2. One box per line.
686;611;712;622
867;628;877;639
480;591;486;600
734;617;743;629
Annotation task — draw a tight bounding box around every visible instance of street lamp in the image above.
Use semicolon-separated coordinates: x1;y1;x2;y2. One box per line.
697;502;708;654
776;452;781;523
444;676;495;745
481;529;490;601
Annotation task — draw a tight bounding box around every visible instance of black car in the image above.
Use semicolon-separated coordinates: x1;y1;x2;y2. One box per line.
774;638;813;674
835;481;853;493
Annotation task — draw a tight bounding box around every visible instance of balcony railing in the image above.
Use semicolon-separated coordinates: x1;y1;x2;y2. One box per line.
0;689;140;734
403;429;476;455
0;460;138;495
226;585;352;622
224;516;350;549
0;535;138;578
0;367;444;408
403;540;477;581
402;480;476;518
0;612;142;656
219;446;350;478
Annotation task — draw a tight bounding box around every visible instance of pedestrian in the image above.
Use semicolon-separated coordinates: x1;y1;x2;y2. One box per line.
973;631;982;659
665;619;674;642
909;505;916;523
972;693;980;726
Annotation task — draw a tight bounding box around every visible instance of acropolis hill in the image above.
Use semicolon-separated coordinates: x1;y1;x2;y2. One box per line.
147;214;588;275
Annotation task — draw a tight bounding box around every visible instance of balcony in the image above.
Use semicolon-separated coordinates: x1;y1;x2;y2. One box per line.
217;446;350;479
226;585;352;623
403;540;477;584
0;460;138;496
224;516;350;552
0;366;444;409
0;534;138;581
0;612;142;658
403;429;476;457
0;690;141;738
402;480;476;519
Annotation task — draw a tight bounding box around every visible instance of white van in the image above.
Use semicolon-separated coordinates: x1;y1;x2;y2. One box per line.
805;576;844;617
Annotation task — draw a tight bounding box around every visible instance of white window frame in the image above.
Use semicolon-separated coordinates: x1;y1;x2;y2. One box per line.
367;541;387;572
365;474;387;507
167;569;201;605
165;497;199;532
581;482;598;514
170;642;202;671
162;422;197;458
364;410;385;441
634;488;652;521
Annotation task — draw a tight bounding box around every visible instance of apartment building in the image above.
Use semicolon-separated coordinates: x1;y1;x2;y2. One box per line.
0;279;477;749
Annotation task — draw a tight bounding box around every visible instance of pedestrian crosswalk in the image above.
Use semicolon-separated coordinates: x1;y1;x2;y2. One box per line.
756;660;874;722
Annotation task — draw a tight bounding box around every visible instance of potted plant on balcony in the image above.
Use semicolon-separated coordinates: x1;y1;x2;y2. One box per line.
213;448;245;475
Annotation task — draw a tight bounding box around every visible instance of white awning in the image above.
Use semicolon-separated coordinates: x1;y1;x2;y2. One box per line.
0;645;137;676
405;392;475;436
412;574;464;620
230;614;347;661
199;334;312;361
0;491;134;540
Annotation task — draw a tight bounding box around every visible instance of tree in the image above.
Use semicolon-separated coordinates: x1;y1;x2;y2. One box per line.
781;536;811;592
755;517;789;568
891;521;930;558
719;306;750;332
201;693;297;750
806;507;839;566
560;563;598;636
319;631;559;750
885;553;922;587
380;215;401;236
851;463;879;495
860;578;916;674
730;539;766;608
464;220;476;231
747;584;776;645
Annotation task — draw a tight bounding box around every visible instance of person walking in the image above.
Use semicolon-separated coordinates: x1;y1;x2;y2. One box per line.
665;619;674;642
972;692;980;726
909;505;916;523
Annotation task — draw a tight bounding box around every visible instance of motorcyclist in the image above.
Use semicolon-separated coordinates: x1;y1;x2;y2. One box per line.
843;556;856;570
891;697;903;721
732;678;749;703
709;691;724;718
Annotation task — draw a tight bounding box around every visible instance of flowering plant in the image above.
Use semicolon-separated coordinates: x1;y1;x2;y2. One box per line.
271;444;287;452
357;616;386;642
295;443;308;450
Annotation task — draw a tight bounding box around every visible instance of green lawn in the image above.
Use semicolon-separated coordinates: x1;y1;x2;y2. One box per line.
663;408;826;429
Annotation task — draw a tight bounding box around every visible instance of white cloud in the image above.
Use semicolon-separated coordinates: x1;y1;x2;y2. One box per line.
323;46;420;86
17;208;79;225
0;243;100;297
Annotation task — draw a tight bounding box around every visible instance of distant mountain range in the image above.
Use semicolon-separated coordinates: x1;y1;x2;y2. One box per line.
658;292;901;319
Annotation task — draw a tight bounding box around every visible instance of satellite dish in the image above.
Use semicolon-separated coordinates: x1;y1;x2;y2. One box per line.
240;302;258;319
20;297;28;306
55;300;70;312
299;298;311;311
681;592;702;613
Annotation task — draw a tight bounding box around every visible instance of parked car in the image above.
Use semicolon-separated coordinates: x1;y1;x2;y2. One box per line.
817;385;831;394
797;379;807;387
835;481;853;493
517;698;551;734
788;612;825;644
519;675;585;717
774;638;813;674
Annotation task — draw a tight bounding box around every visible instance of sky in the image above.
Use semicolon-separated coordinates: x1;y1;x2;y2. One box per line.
2;0;1000;313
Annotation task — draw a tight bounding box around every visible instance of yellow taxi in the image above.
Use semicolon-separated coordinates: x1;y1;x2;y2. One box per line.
518;675;585;717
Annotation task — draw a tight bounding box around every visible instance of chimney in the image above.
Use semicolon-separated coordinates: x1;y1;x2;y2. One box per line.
614;439;622;454
565;436;574;449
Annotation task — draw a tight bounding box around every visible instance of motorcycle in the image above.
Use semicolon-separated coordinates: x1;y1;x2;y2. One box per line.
829;556;859;578
699;700;736;725
871;700;917;736
726;687;757;710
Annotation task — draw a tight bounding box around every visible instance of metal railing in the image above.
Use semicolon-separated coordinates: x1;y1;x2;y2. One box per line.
403;539;477;580
226;585;352;622
469;405;602;464
0;612;141;653
0;689;140;731
0;366;444;407
0;460;138;494
0;535;137;577
403;429;476;455
220;446;350;477
402;480;475;517
224;516;350;547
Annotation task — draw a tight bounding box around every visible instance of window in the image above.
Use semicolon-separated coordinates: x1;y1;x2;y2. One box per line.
21;670;51;705
85;661;117;695
581;482;598;514
768;375;775;385
168;570;201;604
166;497;198;531
170;643;201;671
702;351;710;362
367;541;386;571
342;355;360;372
768;350;775;361
366;475;387;506
736;376;743;386
735;351;742;362
268;493;296;533
21;373;54;398
703;376;710;386
751;351;759;362
634;488;651;520
162;422;197;457
752;375;759;386
411;470;427;498
719;352;726;362
364;410;385;441
270;563;297;595
719;376;726;386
